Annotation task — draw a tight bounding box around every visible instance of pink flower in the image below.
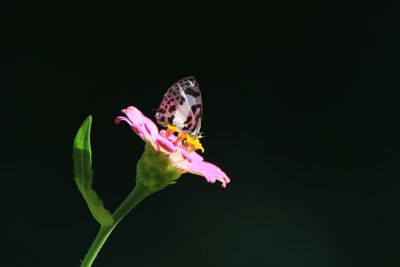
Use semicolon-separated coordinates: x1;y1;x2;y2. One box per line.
115;106;230;187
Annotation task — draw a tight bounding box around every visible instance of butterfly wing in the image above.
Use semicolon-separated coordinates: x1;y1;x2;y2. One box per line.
155;76;203;135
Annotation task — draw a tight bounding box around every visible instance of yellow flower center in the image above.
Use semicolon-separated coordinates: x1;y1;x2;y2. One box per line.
183;133;205;153
166;124;204;153
166;124;180;136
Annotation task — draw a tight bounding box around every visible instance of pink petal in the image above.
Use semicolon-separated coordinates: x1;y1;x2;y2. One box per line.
143;117;159;142
115;115;147;141
156;136;178;153
160;130;179;143
175;160;230;187
115;116;133;126
115;106;159;147
177;147;204;163
123;106;146;125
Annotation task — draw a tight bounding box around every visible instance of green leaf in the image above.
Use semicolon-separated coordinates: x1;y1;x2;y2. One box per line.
73;116;114;226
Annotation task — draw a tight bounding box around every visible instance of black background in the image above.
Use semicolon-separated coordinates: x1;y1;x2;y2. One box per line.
3;2;400;266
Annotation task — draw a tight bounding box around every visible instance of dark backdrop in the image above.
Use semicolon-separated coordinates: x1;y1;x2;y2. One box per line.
3;2;399;267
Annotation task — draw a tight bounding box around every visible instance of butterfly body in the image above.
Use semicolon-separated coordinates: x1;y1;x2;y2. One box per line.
155;76;203;137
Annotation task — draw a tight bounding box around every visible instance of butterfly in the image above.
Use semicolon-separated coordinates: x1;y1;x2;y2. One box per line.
155;76;203;137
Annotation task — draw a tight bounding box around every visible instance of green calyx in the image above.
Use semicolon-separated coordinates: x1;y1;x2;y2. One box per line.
136;143;183;193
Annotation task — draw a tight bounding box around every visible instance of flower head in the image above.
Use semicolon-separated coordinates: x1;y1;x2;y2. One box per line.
115;106;230;190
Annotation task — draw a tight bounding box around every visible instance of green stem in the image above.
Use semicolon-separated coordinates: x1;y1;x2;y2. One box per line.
80;184;150;267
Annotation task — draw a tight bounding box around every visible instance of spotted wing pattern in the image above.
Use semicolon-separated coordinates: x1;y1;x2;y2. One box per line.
155;76;203;136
